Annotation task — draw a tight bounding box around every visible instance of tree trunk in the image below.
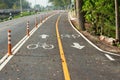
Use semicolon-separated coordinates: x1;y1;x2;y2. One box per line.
74;0;77;16
76;0;85;31
115;0;120;41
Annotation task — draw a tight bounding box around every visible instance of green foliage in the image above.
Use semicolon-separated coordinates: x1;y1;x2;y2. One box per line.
0;0;31;9
82;0;116;37
49;0;71;8
22;0;31;9
13;11;35;18
0;1;7;9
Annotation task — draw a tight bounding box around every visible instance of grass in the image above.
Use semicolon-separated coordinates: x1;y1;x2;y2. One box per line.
14;11;36;18
0;11;36;22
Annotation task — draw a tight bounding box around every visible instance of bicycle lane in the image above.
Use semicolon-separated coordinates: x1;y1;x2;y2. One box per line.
0;14;64;80
58;13;120;80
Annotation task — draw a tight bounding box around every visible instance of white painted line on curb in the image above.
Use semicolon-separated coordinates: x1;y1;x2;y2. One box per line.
105;54;115;61
68;13;120;59
0;13;56;71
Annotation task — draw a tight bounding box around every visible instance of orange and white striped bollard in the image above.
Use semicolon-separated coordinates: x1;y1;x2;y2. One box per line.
8;30;12;56
27;21;30;36
40;17;42;23
35;17;38;28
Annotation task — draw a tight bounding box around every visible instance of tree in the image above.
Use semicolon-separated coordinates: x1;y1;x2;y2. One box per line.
115;0;120;41
34;4;41;11
82;0;116;36
0;1;7;9
0;0;31;9
49;0;71;8
2;0;17;8
76;0;85;30
22;0;31;9
74;0;77;15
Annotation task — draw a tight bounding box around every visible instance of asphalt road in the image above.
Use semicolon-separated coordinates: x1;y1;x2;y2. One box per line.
0;12;51;59
0;12;120;80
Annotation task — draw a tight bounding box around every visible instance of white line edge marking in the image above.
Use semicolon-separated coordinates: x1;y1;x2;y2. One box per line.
68;12;120;60
0;13;56;71
0;54;8;64
0;37;29;71
105;54;115;61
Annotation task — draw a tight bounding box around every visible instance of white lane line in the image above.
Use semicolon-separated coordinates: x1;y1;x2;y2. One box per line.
0;54;8;64
0;28;34;71
0;36;28;65
0;36;29;71
0;54;13;71
68;13;120;60
105;54;115;61
12;36;27;51
0;13;56;71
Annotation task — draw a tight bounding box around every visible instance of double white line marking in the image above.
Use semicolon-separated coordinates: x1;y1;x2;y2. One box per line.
0;14;55;71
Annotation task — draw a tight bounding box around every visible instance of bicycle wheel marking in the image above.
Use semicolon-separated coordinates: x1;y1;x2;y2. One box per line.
42;43;54;49
27;44;39;49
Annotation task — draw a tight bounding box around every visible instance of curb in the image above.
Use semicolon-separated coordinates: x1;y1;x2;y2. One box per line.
68;12;120;57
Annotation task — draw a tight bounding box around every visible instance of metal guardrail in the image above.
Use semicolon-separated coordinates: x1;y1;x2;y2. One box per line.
0;9;20;15
0;9;21;21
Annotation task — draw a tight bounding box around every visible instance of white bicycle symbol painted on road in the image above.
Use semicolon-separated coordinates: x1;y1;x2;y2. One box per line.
27;42;54;50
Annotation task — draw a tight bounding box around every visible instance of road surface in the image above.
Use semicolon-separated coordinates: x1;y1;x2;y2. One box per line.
0;12;51;59
0;12;120;80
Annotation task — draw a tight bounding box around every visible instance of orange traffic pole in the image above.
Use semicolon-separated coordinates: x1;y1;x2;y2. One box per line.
45;14;47;20
44;14;46;20
35;17;38;28
8;30;12;56
42;15;44;21
40;16;42;23
27;21;30;36
47;14;48;18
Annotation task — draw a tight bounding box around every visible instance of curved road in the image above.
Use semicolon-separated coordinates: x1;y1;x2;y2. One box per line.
0;12;120;80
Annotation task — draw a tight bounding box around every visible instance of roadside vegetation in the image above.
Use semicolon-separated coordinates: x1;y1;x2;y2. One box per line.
0;11;35;22
73;0;120;47
81;0;119;38
13;11;36;18
49;0;120;48
0;0;46;22
0;0;30;9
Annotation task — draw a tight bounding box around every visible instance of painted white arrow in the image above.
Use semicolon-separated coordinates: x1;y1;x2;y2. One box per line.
39;34;49;39
71;42;85;50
